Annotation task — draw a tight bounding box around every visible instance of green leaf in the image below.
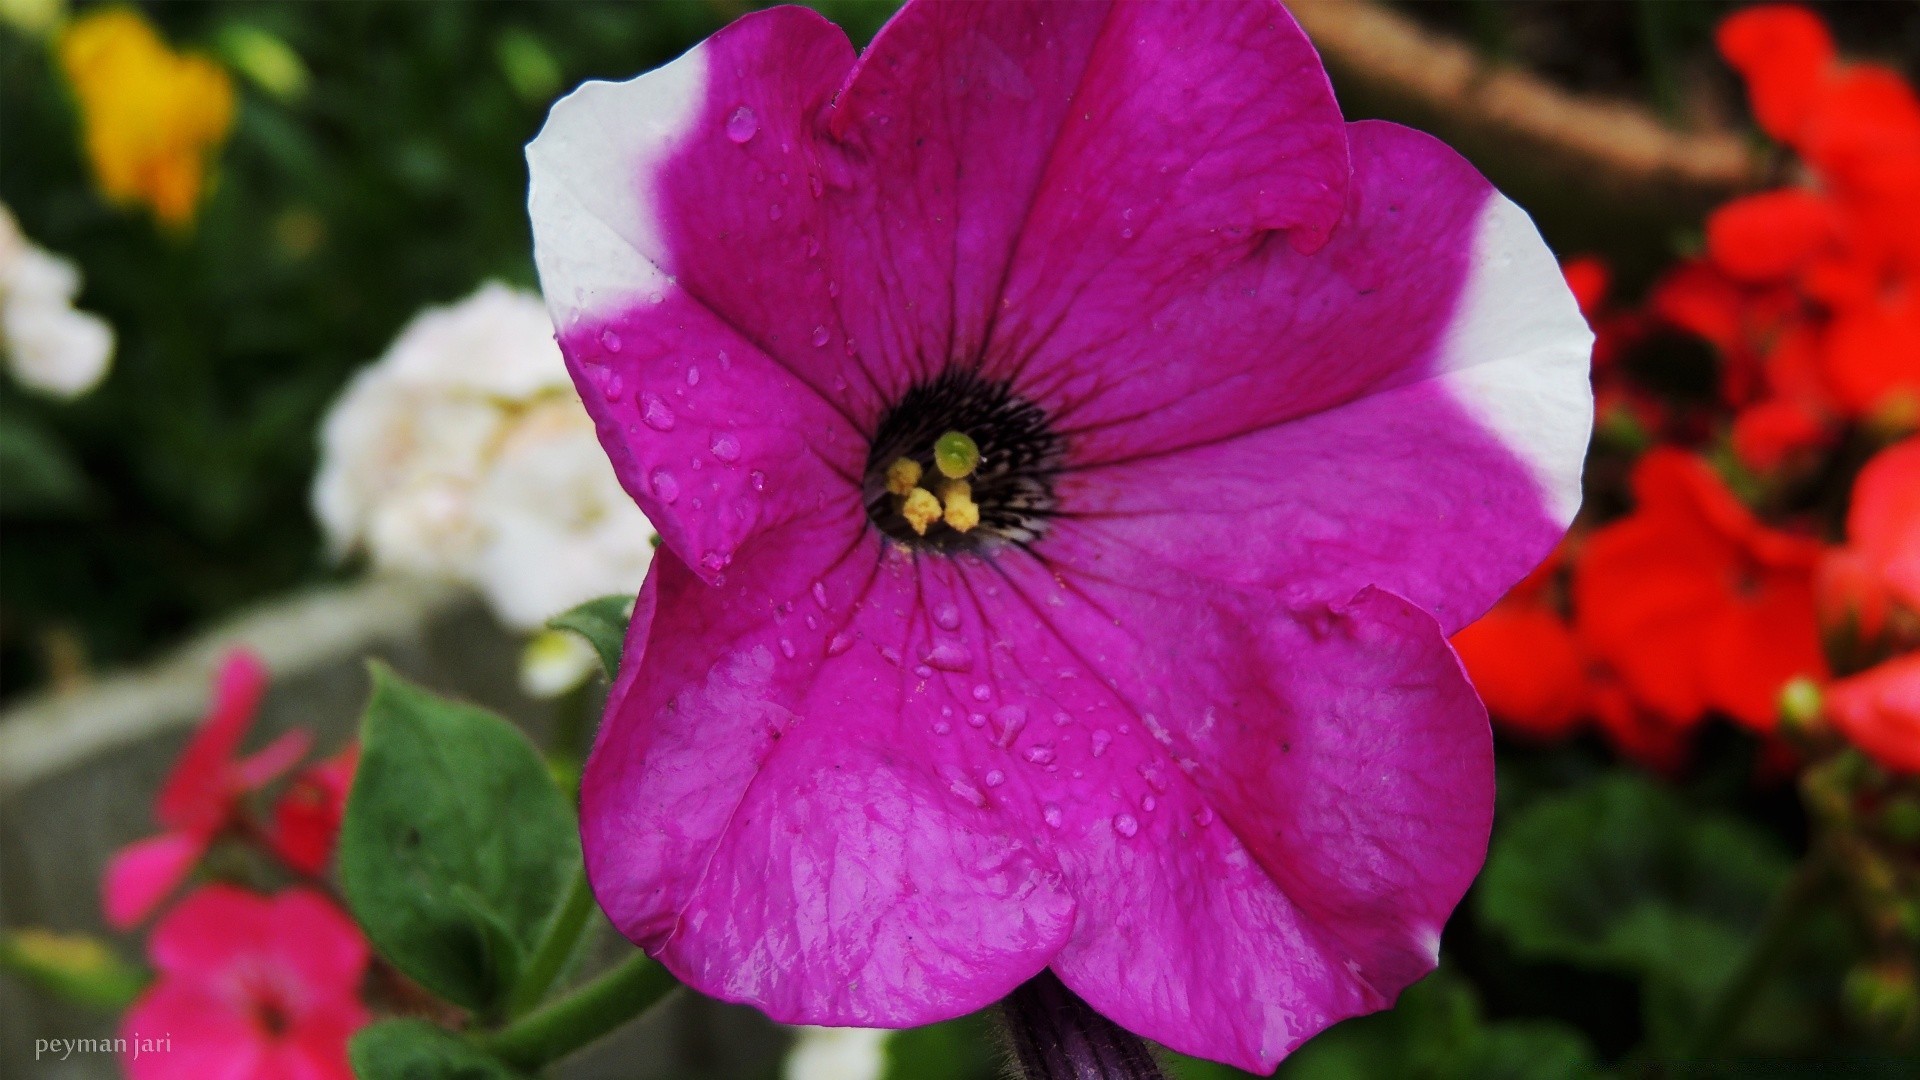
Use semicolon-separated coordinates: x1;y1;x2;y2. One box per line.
339;665;580;1013
1476;772;1792;1046
0;411;92;516
0;929;147;1011
546;594;633;680
882;1012;1001;1080
350;1019;528;1080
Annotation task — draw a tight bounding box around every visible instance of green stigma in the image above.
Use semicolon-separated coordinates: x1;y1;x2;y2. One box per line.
934;430;981;479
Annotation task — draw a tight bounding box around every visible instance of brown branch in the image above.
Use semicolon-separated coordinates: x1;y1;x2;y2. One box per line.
1290;0;1762;197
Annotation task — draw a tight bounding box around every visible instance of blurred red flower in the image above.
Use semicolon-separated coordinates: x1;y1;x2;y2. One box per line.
1827;653;1920;775
269;744;359;877
1455;557;1589;742
101;651;309;929
120;885;368;1080
1821;438;1920;639
1574;449;1828;732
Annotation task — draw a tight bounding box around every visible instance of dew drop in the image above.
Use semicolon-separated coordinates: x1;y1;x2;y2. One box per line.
750;470;767;492
809;173;823;198
804;235;820;258
717;349;732;369
827;279;840;299
1023;744;1055;765
640;393;677;431
779;638;796;660
709;433;742;462
879;645;902;666
932;602;962;631
972;684;992;702
599;329;623;353
1043;804;1064;829
811;581;829;609
1194;805;1215;827
1140;794;1157;812
769;203;784;221
825;632;853;657
914;664;935;678
1090;730;1112;757
992;706;1029;747
650;469;680;504
966;712;987;728
686;366;700;386
810;325;830;348
602;374;626;401
983;769;1006;788
701;550;730;573
725;106;759;143
949;778;986;808
924;641;972;671
1113;813;1139;838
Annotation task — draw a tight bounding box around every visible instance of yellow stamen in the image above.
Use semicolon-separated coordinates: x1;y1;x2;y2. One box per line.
934;430;981;479
886;457;923;496
941;480;980;533
901;487;942;535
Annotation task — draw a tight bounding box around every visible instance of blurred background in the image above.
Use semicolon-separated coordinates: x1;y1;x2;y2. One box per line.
3;1;1919;1078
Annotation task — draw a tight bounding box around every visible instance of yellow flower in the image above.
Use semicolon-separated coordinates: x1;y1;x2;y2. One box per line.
58;8;234;228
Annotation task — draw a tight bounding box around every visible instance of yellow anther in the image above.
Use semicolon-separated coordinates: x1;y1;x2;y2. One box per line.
934;430;981;479
901;487;942;535
941;480;980;533
886;457;923;496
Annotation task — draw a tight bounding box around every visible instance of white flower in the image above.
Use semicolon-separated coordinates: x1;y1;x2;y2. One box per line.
0;202;113;399
784;1027;893;1080
314;282;654;630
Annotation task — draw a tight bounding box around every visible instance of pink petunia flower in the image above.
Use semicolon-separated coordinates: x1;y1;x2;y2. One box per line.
121;885;369;1080
103;650;309;928
526;2;1591;1070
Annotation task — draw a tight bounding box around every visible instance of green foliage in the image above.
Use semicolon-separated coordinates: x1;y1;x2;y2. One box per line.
0;929;146;1012
339;665;580;1013
883;1012;1005;1080
350;1020;529;1080
546;594;634;681
0;406;92;516
1477;771;1796;1051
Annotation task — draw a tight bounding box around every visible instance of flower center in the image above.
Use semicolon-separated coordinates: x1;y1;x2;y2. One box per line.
864;370;1062;551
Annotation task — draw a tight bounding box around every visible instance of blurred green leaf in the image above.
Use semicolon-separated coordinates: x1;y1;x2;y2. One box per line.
547;594;633;680
339;665;579;1013
883;1012;1002;1080
1477;772;1792;1049
0;409;92;516
0;928;147;1011
350;1019;529;1080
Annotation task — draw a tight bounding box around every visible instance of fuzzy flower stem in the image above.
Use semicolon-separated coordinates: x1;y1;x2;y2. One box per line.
504;865;598;1019
1001;971;1170;1080
481;951;678;1071
1688;845;1832;1058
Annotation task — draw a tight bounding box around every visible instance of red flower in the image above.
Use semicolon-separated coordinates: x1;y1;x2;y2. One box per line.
1574;450;1828;732
1827;653;1920;774
1822;438;1920;638
269;744;359;877
1455;604;1588;741
1716;4;1835;144
1705;190;1837;285
102;651;309;928
121;885;368;1080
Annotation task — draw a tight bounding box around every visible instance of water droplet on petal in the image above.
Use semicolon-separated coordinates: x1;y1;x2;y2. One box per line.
804;235;820;258
602;374;626;401
924;641;972;671
1090;730;1111;757
650;469;680;504
701;550;730;573
914;664;935;678
810;325;830;348
949;778;986;808
993;705;1029;748
1043;804;1064;829
750;470;767;492
779;638;796;659
640;393;677;431
825;632;853;657
827;279;840;298
972;684;992;702
717;350;731;369
933;603;961;630
879;645;902;666
709;433;742;463
811;581;828;608
933;719;951;735
1194;805;1215;827
966;712;987;728
686;366;700;386
1140;794;1157;812
984;769;1005;788
809;173;823;198
1113;813;1139;838
1024;744;1055;765
769;203;784;221
600;329;623;353
725;106;759;143
1052;712;1072;727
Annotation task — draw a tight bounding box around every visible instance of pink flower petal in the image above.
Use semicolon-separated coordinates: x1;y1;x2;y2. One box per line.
1042;122;1590;632
583;513;1077;1026
156;650;269;833
103;831;208;930
232;729;314;791
122;979;268;1080
263;889;370;999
